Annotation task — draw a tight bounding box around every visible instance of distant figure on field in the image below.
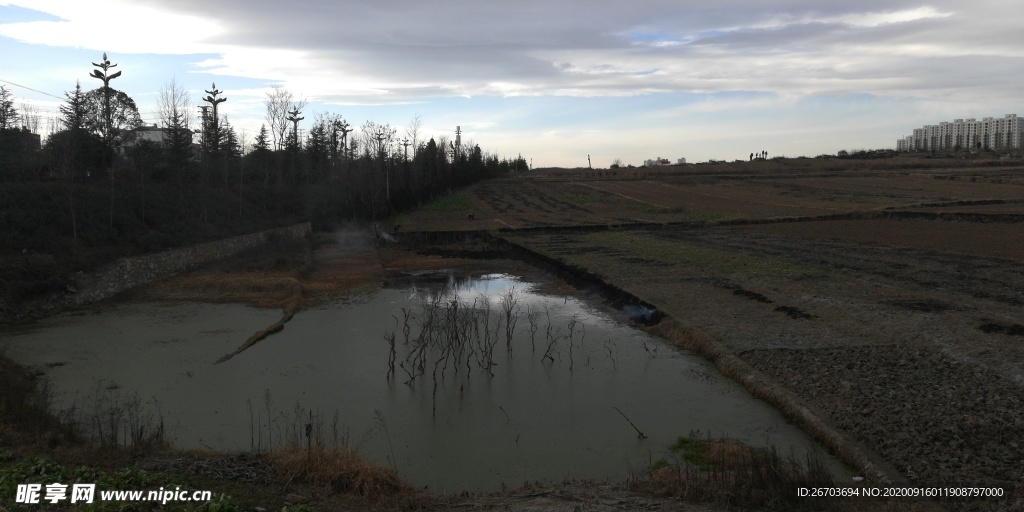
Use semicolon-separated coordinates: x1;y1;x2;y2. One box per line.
467;212;476;220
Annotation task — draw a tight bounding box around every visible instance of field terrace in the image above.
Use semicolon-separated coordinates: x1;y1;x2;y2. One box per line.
401;159;1024;505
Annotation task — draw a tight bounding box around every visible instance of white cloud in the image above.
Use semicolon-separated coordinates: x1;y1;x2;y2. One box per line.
0;0;223;54
748;6;953;30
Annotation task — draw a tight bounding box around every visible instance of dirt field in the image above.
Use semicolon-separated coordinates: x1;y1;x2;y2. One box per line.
397;161;1024;233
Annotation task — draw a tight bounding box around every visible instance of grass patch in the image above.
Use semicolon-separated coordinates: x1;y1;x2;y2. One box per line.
623;200;686;214
565;193;608;204
672;213;728;223
271;445;414;501
580;231;817;278
421;193;477;212
635;433;854;511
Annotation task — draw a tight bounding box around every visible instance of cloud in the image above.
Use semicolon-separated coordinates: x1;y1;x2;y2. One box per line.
3;0;1020;107
4;0;1024;165
0;0;224;54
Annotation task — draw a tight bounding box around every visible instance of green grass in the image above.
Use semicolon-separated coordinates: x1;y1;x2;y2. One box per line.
421;193;477;212
669;435;716;471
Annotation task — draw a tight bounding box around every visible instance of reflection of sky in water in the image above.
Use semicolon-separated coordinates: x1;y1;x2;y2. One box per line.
399;273;529;300
398;272;658;323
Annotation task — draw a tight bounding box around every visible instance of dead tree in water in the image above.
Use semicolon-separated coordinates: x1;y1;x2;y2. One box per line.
501;287;520;353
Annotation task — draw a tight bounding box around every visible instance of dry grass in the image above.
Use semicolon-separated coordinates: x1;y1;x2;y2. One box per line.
0;353;77;449
271;444;427;505
637;436;832;507
635;434;937;512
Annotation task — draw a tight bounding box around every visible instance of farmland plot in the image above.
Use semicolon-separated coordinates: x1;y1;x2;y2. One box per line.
503;223;1024;496
765;175;1024;207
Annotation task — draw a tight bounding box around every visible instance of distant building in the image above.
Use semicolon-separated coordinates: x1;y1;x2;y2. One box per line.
132;124;174;145
118;124;190;155
897;114;1024;151
677;157;686;165
643;157;671;166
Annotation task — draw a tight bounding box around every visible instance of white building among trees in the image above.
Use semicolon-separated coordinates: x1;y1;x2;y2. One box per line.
896;114;1024;152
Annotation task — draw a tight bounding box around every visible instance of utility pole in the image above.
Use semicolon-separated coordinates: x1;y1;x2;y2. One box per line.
197;106;210;154
401;137;411;162
336;119;352;159
90;52;121;232
202;83;227;153
286;106;304;147
90;53;121;145
454;125;462;161
373;126;390;200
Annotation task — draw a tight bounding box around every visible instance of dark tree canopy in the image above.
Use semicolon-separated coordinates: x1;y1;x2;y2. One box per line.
83;86;143;143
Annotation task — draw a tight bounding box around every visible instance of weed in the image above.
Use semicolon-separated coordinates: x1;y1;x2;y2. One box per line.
421;193;477;212
636;432;843;510
271;444;408;500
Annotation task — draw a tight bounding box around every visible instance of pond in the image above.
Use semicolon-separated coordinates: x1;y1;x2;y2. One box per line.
0;271;850;493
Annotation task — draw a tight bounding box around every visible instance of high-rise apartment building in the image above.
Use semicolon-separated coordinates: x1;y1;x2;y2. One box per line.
896;114;1024;152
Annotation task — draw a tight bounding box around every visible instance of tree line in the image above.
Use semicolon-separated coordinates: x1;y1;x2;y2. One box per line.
0;64;527;261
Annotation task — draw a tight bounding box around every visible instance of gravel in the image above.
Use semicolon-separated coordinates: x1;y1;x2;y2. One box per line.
744;345;1024;510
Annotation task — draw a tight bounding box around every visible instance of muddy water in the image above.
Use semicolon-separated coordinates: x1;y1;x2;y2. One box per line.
1;273;850;493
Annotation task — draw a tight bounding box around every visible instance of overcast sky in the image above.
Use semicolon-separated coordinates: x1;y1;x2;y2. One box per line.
2;0;1023;167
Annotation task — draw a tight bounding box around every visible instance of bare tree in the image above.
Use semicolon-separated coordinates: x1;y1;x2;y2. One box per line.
264;86;291;151
405;114;422;154
18;102;40;133
156;78;192;131
362;121;395;159
264;86;307;151
156;79;194;187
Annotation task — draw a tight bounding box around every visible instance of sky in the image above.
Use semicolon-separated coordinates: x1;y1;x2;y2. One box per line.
2;0;1023;167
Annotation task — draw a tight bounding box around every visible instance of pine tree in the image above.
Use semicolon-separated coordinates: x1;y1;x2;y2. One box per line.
251;124;273;187
59;82;90;132
0;85;20;130
163;107;193;187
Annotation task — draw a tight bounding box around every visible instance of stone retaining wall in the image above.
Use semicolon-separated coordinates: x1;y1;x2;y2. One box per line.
66;223;311;306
